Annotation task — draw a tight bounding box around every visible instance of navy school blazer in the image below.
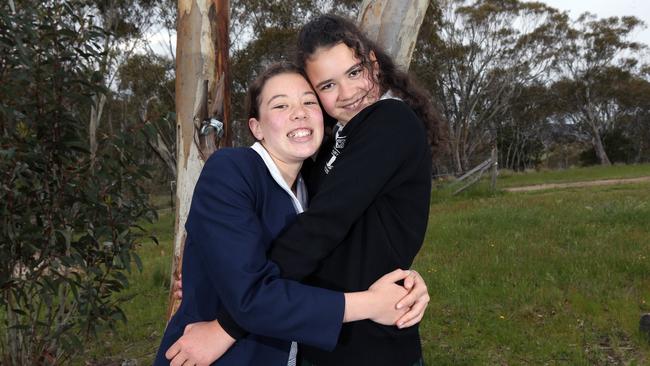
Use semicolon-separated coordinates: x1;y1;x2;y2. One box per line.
154;148;344;366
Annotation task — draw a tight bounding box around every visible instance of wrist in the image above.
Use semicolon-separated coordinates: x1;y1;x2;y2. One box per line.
211;319;236;345
343;291;375;323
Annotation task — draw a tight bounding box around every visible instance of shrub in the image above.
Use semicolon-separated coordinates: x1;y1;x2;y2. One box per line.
0;1;155;364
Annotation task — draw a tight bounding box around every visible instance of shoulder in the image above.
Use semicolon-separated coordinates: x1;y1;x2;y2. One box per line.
199;147;265;188
356;99;424;137
203;147;262;174
205;147;260;166
370;98;416;116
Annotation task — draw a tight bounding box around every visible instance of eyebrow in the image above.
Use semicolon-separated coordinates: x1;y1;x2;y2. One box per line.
314;63;362;89
267;91;317;105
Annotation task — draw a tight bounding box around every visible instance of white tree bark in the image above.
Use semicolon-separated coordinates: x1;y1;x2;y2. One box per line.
89;94;106;166
168;0;230;318
357;0;430;70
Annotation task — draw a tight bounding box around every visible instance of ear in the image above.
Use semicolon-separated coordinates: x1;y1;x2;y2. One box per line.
248;118;264;141
369;50;378;63
369;50;379;77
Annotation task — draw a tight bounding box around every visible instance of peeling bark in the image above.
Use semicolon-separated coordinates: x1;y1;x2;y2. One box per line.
168;0;230;318
357;0;429;71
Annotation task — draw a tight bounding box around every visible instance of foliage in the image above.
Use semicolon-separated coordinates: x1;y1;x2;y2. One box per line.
0;1;155;364
413;0;566;173
71;211;174;365
116;53;176;180
552;13;646;166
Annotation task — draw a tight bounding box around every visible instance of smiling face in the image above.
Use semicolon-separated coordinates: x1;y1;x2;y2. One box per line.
305;42;380;125
248;72;324;168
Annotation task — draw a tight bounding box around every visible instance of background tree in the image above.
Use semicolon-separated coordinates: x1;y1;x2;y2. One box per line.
0;1;155;364
554;13;646;165
116;53;177;179
83;0;160;166
415;0;566;173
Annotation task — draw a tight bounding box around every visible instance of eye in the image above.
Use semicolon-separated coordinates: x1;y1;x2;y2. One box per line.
304;100;318;106
272;104;288;110
349;68;363;78
319;82;334;91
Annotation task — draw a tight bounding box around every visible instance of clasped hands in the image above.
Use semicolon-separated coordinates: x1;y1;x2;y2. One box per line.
166;269;430;366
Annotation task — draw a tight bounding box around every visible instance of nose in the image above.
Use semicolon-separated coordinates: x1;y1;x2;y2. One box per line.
338;80;355;101
291;104;307;120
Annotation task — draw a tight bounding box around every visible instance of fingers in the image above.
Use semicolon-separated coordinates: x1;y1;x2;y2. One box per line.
395;293;430;328
396;270;426;309
395;288;419;309
174;276;183;300
403;272;415;290
165;340;181;360
170;351;188;366
377;268;411;284
404;269;422;290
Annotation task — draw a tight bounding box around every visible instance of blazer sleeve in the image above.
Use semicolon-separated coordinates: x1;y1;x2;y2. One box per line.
187;152;344;350
269;100;429;280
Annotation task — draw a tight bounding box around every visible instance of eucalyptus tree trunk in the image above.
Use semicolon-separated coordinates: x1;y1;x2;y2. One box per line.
168;0;231;318
357;0;429;71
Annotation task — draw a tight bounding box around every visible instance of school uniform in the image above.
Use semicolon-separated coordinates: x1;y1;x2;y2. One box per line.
153;145;344;366
219;98;432;365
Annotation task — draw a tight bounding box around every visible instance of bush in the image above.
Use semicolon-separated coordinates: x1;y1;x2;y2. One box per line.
0;1;155;364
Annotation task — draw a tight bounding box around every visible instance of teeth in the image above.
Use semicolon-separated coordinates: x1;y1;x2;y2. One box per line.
288;129;312;138
344;98;361;110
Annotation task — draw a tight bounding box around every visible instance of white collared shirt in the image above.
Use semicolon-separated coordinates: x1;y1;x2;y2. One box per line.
251;142;308;213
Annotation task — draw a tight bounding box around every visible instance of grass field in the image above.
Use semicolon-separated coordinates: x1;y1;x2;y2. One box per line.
75;169;650;365
419;183;650;365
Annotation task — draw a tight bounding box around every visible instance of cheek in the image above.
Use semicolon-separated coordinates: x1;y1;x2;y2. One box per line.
317;94;336;113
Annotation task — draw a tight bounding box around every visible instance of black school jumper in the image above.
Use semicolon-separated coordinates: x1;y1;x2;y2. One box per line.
219;99;432;366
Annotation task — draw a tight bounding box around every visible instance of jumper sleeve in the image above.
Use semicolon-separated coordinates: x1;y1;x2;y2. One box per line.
186;152;344;350
269;100;428;280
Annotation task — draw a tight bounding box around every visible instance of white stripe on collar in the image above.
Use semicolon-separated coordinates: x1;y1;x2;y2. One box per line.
250;142;307;213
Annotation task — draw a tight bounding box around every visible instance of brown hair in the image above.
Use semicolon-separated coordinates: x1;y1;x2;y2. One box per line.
245;62;308;120
296;14;444;149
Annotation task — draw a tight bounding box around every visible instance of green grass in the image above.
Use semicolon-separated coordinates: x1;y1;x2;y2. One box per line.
417;183;650;364
77;171;650;365
496;163;650;188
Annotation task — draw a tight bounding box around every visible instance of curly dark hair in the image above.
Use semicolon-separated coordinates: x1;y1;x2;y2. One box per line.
296;14;443;148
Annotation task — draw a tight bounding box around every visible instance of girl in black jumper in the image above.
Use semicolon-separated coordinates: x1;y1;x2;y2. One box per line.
172;14;442;366
278;14;442;366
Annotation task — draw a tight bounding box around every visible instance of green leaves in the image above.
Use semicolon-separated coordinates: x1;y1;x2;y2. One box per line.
0;1;155;363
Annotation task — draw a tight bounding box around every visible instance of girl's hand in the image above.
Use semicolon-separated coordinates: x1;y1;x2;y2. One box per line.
395;270;430;328
166;319;235;366
366;269;411;325
173;274;182;300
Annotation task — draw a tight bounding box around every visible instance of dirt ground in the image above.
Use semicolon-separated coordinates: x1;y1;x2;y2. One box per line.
503;176;650;192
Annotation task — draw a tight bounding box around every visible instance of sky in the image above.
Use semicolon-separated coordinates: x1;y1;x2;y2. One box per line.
146;0;650;59
530;0;650;47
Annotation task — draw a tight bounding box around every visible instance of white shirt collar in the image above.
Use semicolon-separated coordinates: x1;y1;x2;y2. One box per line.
250;142;308;213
